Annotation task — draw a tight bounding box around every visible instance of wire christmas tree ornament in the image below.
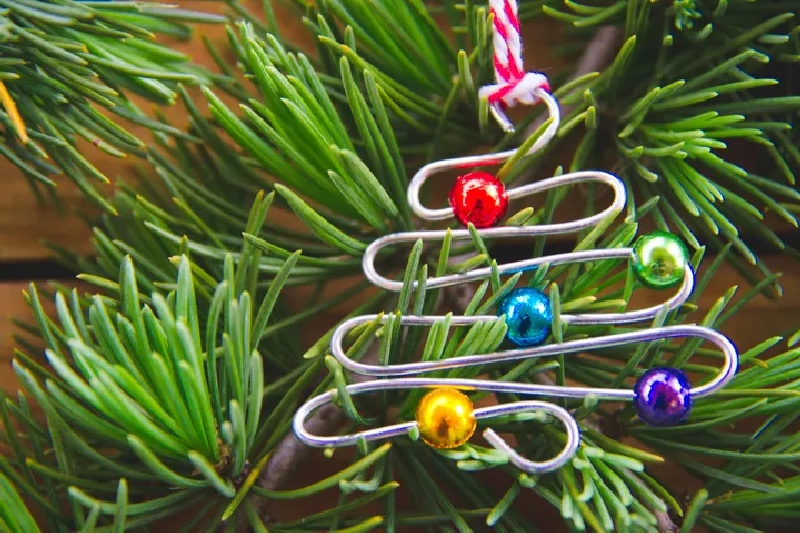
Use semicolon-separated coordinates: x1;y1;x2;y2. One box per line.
293;157;737;474
291;0;740;476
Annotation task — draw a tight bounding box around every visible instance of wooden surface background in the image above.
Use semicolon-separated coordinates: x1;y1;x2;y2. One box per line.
1;1;798;530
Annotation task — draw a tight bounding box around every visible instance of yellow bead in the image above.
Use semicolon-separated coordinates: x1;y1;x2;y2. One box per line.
415;388;476;449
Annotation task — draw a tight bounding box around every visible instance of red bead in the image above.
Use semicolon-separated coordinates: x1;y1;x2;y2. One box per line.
448;172;509;228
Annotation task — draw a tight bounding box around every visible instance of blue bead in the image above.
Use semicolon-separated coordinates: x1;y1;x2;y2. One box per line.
633;367;692;426
497;288;552;347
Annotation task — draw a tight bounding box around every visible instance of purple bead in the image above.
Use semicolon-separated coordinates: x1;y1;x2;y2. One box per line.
633;367;692;426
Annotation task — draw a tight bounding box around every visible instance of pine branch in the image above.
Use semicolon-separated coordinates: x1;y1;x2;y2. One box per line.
520;1;800;289
7;1;800;531
0;472;40;532
239;350;379;529
239;264;474;528
11;181;800;531
0;1;225;210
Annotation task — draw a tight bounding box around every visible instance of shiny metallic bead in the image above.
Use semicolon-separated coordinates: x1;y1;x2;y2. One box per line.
497;287;552;347
632;231;689;289
448;171;509;228
633;367;693;426
415;388;477;449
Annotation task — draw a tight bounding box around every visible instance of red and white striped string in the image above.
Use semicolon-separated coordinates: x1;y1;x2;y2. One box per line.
478;0;550;111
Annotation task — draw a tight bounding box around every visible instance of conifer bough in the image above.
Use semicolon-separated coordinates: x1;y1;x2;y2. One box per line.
522;0;800;290
0;0;224;210
1;0;800;532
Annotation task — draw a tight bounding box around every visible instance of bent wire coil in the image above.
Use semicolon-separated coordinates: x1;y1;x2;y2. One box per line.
293;7;739;473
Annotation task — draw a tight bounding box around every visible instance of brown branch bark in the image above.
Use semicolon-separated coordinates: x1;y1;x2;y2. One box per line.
227;350;378;531
521;25;624;151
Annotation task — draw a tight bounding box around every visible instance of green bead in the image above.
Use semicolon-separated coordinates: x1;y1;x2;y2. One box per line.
632;231;688;289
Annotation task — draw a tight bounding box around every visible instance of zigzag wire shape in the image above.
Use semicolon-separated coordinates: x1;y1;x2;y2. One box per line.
293;89;739;475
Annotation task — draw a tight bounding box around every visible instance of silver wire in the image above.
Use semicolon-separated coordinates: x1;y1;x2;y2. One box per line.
408;166;624;227
294;386;580;474
293;326;736;473
368;170;627;291
325;322;737;398
293;378;580;474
